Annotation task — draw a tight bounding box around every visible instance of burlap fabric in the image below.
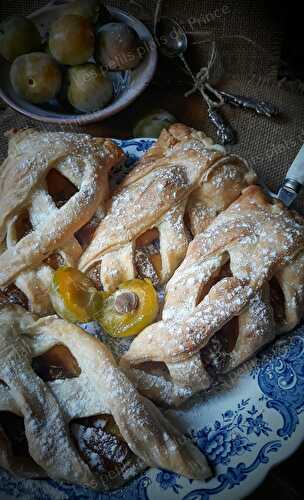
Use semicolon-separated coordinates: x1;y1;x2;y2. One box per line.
1;0;304;208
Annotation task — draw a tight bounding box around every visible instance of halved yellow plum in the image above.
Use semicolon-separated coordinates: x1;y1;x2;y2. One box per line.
97;278;158;337
49;267;104;323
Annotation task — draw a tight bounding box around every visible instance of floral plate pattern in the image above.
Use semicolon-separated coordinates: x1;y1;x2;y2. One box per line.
1;139;304;500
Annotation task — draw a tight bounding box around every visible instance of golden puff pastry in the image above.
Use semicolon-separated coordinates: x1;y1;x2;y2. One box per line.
0;305;211;490
79;123;255;291
121;186;304;406
0;128;125;315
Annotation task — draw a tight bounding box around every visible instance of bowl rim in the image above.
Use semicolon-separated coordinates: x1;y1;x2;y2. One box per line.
0;5;158;125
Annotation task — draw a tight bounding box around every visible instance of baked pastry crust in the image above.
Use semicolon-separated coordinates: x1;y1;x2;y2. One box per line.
79;123;255;291
0;128;125;315
121;186;304;405
0;304;211;489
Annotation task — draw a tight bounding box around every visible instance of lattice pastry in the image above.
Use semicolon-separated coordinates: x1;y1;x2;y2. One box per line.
0;304;211;489
0;128;125;315
79;123;255;291
121;186;304;406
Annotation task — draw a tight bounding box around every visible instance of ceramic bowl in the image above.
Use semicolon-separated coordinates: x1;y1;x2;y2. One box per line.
0;1;157;124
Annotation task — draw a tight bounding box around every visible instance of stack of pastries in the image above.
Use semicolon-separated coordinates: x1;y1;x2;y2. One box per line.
0;124;303;490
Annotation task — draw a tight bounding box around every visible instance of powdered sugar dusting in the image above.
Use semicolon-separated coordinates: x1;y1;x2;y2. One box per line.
123;187;304;406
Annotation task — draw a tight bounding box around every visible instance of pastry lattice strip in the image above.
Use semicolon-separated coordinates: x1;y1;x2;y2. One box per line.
79;123;256;291
0;128;125;314
121;186;304;406
0;305;211;489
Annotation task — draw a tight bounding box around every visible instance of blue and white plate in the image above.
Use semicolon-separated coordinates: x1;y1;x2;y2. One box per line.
1;138;304;500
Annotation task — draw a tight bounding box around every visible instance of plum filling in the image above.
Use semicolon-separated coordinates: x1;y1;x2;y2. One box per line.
0;211;32;307
269;276;286;326
31;346;133;475
75;213;102;249
200;316;239;374
70;415;131;474
14;210;33;241
135;228;161;286
86;265;102;289
46;169;78;208
0;285;29;309
0;412;29;458
135;361;170;377
44;253;65;270
198;258;239;374
0;347;134;476
136;228;159;249
32;345;81;382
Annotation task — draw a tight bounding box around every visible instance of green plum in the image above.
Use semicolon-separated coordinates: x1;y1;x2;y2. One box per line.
0;16;41;62
63;0;104;22
10;52;62;104
67;63;112;112
96;22;143;71
133;110;176;138
49;15;95;65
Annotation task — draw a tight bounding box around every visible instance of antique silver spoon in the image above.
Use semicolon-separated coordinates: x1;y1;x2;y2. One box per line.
155;17;278;145
155;17;235;143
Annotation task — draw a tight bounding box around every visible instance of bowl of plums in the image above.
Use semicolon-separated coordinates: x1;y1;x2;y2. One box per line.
0;0;157;124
